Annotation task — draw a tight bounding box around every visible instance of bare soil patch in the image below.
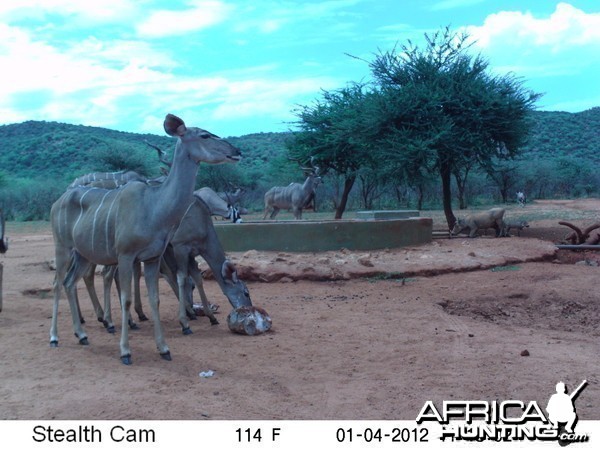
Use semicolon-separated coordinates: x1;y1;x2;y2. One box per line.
0;199;599;420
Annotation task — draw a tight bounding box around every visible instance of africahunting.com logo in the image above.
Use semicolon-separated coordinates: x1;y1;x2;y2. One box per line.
416;380;589;445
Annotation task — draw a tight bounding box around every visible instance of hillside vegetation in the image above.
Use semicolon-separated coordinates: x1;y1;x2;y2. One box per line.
0;107;598;220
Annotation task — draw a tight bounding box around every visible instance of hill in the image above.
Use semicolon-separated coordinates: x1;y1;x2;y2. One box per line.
0;108;598;220
1;108;599;182
0;120;292;185
523;107;600;162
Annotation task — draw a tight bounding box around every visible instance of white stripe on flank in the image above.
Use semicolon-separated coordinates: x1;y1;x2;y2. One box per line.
73;189;93;236
91;189;113;254
104;189;122;255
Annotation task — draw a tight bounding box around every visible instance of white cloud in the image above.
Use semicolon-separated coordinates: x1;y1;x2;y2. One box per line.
70;38;178;70
0;16;337;134
0;0;137;23
136;0;234;38
467;3;600;51
430;0;486;11
234;0;364;35
461;2;600;86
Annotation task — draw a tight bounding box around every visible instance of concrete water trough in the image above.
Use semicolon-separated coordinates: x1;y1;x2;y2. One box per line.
214;212;432;252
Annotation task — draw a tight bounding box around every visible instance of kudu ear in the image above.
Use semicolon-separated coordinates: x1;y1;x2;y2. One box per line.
164;114;187;137
221;260;239;284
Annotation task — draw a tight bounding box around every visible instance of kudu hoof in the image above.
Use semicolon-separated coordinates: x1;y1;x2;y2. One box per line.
121;355;132;365
50;340;58;348
210;318;219;326
138;314;149;322
74;333;89;345
182;327;193;335
129;321;140;330
160;351;172;361
107;326;116;334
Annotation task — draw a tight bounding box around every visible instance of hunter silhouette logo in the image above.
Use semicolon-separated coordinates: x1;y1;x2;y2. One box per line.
416;380;590;443
547;380;588;446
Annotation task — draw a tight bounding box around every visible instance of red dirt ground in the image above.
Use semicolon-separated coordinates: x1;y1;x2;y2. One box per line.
0;199;598;420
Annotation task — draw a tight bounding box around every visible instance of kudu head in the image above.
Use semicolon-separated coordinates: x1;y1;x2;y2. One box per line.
292;156;322;185
221;260;252;308
163;114;242;165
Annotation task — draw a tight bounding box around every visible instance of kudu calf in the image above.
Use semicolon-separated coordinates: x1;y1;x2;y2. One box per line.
263;160;321;219
50;114;249;365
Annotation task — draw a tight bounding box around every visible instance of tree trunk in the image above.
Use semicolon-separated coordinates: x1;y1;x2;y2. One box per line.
440;162;456;229
416;184;424;210
335;175;356;219
453;166;470;210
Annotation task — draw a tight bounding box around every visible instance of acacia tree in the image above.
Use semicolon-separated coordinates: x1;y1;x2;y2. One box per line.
369;27;541;227
289;83;380;219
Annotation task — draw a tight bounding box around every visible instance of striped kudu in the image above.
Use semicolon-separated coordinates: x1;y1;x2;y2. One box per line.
50;114;249;364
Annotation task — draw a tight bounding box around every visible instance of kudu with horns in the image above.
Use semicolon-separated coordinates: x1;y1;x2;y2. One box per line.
263;158;321;220
50;114;248;364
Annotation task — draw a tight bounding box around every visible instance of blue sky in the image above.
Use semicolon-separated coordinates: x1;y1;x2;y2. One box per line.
1;1;599;137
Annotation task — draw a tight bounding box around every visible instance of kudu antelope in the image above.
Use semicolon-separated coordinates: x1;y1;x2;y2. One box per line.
263;159;321;220
69;153;245;334
50;114;247;365
0;209;7;314
81;187;247;335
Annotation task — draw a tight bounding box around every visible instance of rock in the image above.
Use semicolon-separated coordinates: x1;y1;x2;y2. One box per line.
357;255;374;267
520;349;530;357
227;306;272;336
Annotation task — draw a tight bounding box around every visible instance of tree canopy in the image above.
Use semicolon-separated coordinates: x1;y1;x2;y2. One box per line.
289;26;542;223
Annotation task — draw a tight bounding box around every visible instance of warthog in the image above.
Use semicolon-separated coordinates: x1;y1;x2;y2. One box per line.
451;207;505;238
502;219;529;237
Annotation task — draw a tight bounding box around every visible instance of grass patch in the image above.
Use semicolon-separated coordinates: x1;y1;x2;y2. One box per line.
490;265;521;272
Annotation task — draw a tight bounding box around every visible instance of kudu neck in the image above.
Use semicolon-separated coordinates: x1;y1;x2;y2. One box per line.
302;175;316;191
158;141;199;215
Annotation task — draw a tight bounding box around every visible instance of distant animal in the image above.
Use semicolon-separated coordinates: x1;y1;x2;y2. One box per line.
0;209;7;254
451;208;506;238
0;209;6;314
263;159;321;220
502;219;529;237
516;191;526;207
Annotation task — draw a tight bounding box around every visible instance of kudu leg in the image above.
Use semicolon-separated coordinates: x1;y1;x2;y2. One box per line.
176;270;193;334
113;266;140;330
189;262;218;325
133;261;148;321
269;207;280;219
50;247;88;347
101;265;116;333
117;257;136;365
82;263;108;328
142;259;171;361
63;252;90;345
